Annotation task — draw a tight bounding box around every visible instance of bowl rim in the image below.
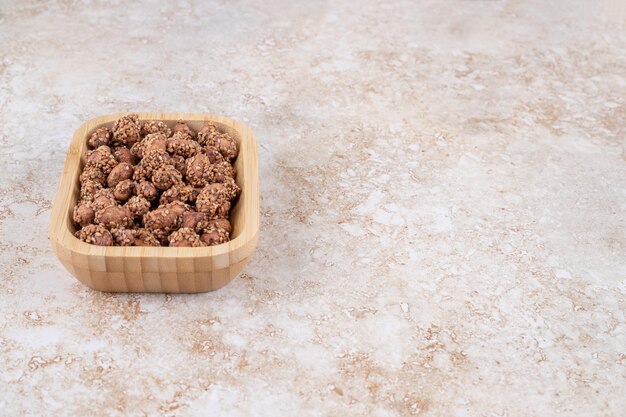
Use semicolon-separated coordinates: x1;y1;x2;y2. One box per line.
49;112;259;259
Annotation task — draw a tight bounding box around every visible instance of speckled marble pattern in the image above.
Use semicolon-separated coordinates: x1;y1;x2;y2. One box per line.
0;0;625;416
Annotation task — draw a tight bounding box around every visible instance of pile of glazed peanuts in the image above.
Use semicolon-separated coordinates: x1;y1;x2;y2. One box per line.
72;114;240;247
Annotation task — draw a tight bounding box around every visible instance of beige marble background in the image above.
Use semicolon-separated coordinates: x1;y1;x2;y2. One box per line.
1;0;625;416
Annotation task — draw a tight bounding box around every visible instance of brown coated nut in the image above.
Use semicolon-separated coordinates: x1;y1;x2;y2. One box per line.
169;227;204;247
222;176;241;200
184;153;213;187
160;184;200;205
113;179;135;202
75;224;113;246
91;188;116;211
152;165;182;191
197;122;221;147
151;229;171;246
199;227;229;246
86;145;117;175
114;146;135;164
133;228;160;246
141;120;172;138
173;119;196;139
214;201;230;219
166;131;202;158
130;132;167;159
73;201;95;227
135;180;158;201
95;205;134;229
112;113;141;146
202;182;228;199
163;200;191;218
211;160;235;183
181;211;207;231
196;183;231;219
125;195;151;219
171;155;187;177
143;206;180;232
204;146;224;164
159;184;182;205
132;163;150;182
137;148;172;179
181;185;202;203
216;135;238;160
207;218;232;234
107;162;134;188
112;227;135;246
80;179;103;201
88;127;111;149
198;123;237;160
80;167;106;186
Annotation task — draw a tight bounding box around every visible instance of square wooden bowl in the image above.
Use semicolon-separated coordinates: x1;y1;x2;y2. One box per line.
49;113;259;293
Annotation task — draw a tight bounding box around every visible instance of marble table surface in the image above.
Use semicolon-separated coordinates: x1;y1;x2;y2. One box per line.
1;1;624;416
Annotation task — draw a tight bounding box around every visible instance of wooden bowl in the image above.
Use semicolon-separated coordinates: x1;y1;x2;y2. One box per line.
49;113;259;293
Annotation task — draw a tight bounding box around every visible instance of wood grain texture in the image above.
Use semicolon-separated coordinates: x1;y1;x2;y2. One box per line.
49;113;259;293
